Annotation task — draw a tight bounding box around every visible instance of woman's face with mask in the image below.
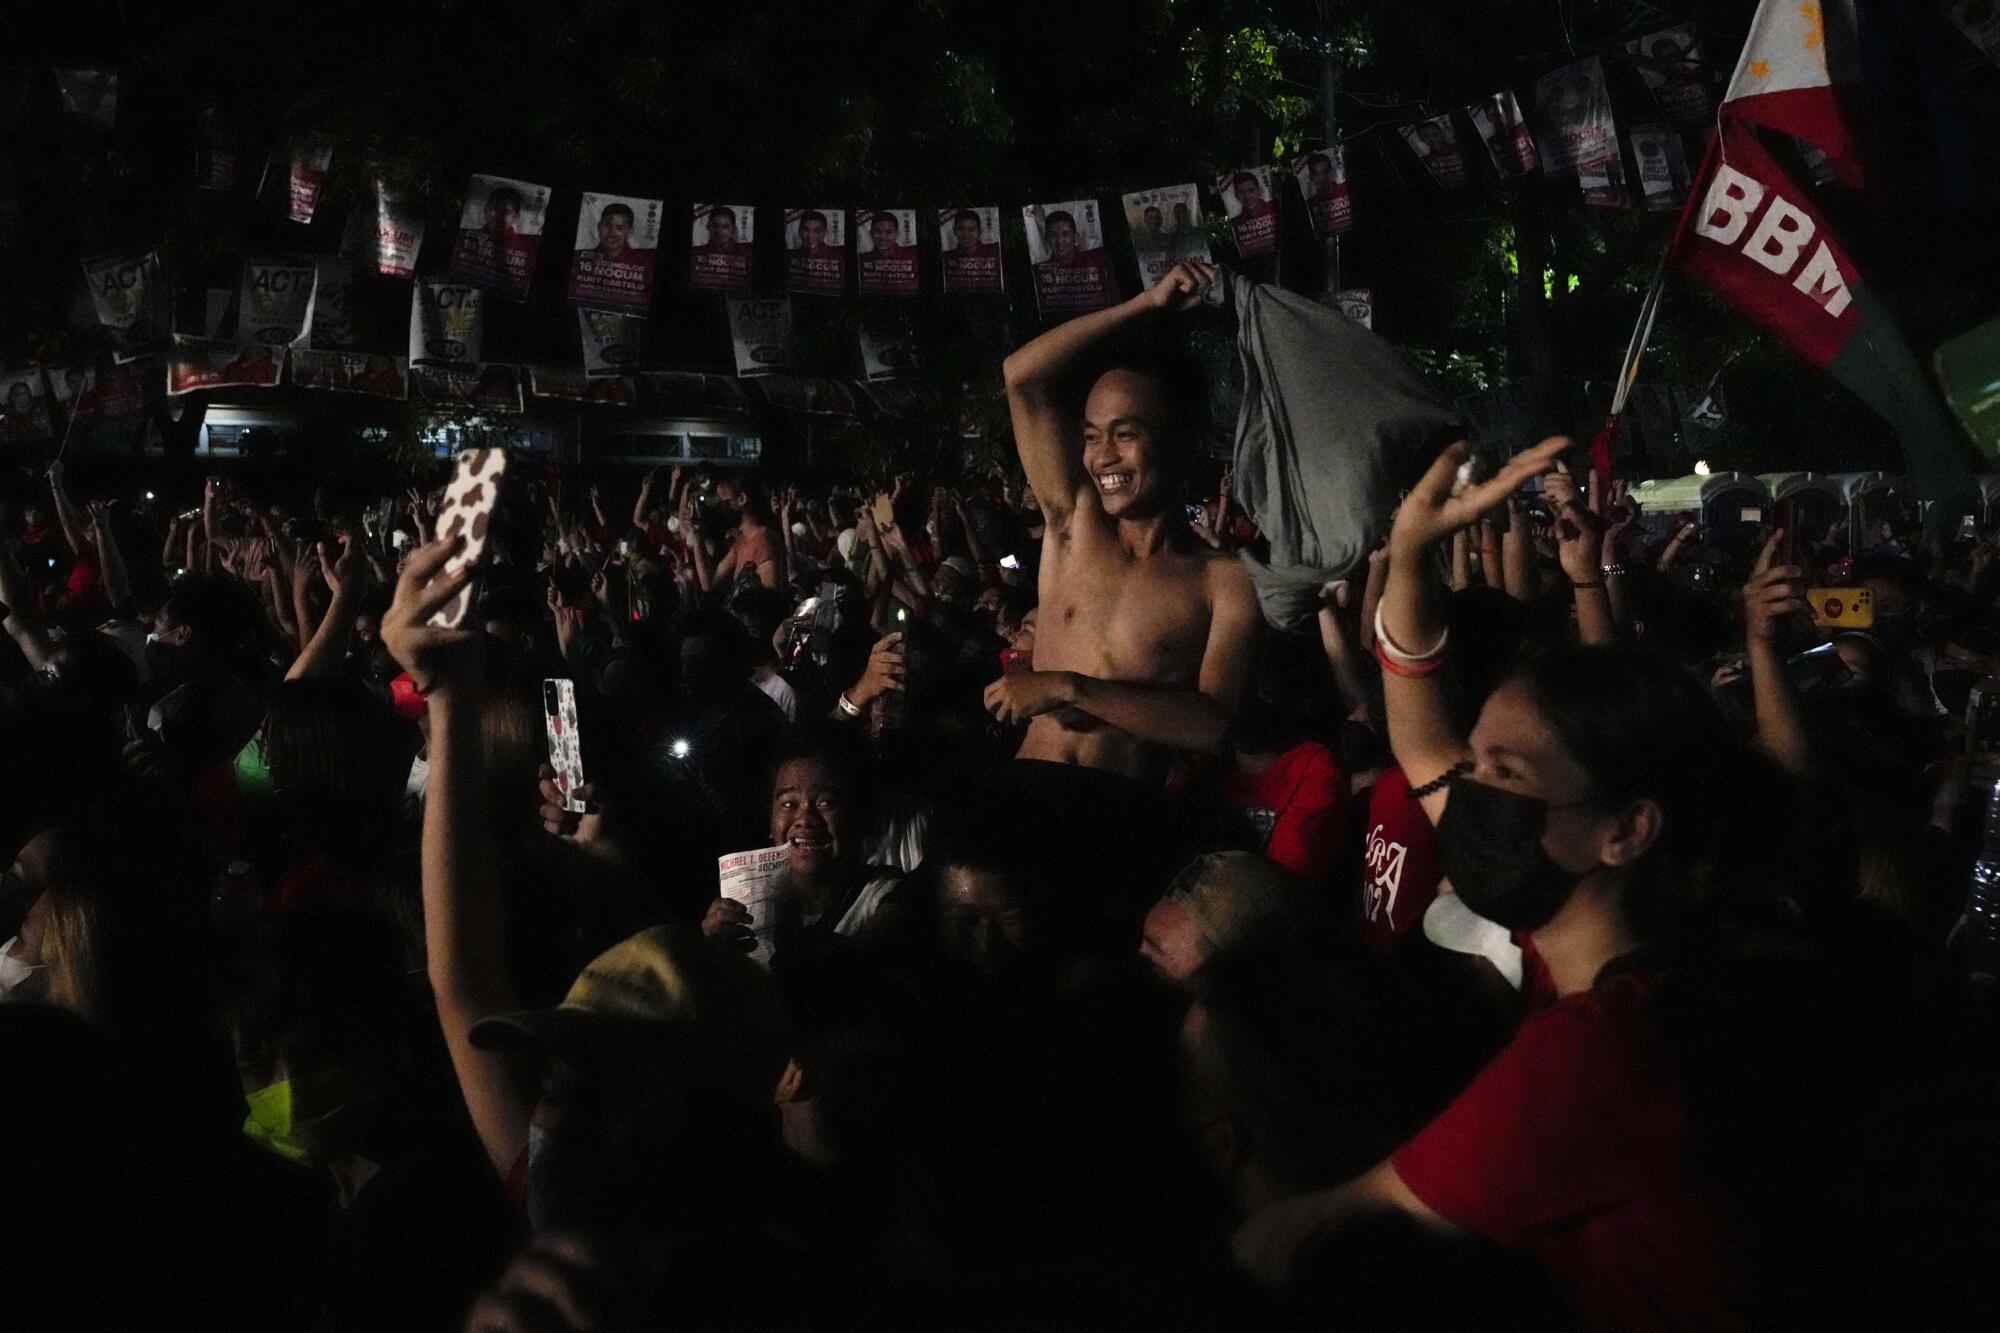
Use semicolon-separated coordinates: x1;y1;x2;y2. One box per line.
1463;681;1622;883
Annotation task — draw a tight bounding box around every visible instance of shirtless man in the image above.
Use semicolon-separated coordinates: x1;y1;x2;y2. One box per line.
984;258;1258;787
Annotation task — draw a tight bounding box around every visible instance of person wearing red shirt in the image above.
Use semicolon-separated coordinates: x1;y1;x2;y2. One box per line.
1234;440;1755;1332
1357;764;1444;951
1215;738;1347;888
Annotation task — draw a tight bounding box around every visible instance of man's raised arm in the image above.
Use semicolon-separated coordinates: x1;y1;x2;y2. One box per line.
1002;260;1215;537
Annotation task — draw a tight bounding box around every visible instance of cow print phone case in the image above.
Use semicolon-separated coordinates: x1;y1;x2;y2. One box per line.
430;447;507;628
542;678;586;813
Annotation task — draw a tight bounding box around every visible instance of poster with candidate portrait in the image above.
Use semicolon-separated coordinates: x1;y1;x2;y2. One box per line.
168;335;284;395
1467;90;1539;177
283;136;335;224
728;298;794;377
50;361;147;426
239;257;318;349
567;192;662;316
81;250;169;363
579;309;642;377
0;370;53;443
1399;115;1470;193
1121;186;1208;287
306;258;359;351
450;174;551;301
1628;127;1690;212
1535;58;1626;207
1626;25;1712;130
856;209;920;297
290;351;409;400
343;180;427;280
785;208;848;296
413;364;524;415
937;207;1003;295
1214;168;1280;257
409;281;485;370
689;203;755;294
1022;200;1116;319
1289;148;1354;238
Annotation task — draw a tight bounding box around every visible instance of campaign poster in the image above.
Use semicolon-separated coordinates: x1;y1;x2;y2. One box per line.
937;207;1003;295
50;361;147;424
409;281;485;370
449;174;551;301
727;298;793;377
858;309;916;382
305;258;358;351
1629;127;1689;212
579;309;642;377
567;192;662;316
689;203;755;294
1214;168;1280;257
1022;200;1116;319
1289;147;1354;238
528;366;638;406
239;256;318;349
290;351;409;400
1400;115;1470;193
197;106;239;192
0;370;53;443
55;68;117;132
285;137;335;224
343;180;427;280
1536;58;1627;207
855;209;921;297
168;336;284;395
413;364;524;415
785;208;848;296
1467;90;1539;177
1121;186;1208;287
81;251;168;362
1626;24;1712;130
1949;0;2000;65
1330;288;1374;330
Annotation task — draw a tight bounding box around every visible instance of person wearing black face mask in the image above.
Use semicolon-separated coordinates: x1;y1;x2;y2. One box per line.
1235;439;1758;1333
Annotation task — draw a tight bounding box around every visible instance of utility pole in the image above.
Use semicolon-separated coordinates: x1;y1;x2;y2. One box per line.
1318;0;1340;299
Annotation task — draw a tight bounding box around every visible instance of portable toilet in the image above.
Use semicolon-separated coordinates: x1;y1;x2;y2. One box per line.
1630;472;1772;554
1758;472;1845;547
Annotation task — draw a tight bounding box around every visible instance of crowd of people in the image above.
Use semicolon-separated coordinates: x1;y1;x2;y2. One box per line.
3;262;1998;1331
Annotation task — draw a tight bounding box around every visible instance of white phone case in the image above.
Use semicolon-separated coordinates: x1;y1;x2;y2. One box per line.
543;678;586;813
429;448;508;628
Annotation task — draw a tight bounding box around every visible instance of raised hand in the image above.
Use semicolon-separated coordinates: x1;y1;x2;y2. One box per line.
1388;438;1567;562
1146;257;1218;312
380;537;481;694
1744;529;1806;648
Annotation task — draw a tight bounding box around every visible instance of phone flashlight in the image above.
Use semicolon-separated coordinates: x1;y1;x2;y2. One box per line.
1000;554;1020;570
896;608;907;623
670;738;692;760
144;491;156;501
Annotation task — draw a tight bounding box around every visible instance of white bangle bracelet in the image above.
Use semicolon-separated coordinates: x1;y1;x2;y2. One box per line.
1374;604;1449;664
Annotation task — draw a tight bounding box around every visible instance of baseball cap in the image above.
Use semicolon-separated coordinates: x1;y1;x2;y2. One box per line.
471;926;790;1107
1165;851;1304;953
939;556;978;585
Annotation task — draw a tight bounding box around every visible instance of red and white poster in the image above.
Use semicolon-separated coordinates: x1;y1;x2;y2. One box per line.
197;106;240;192
1289;147;1354;238
239;257;318;349
344;180;427;280
1215;167;1280;257
567;192;662;316
449;174;551;301
1629;127;1689;212
1121;185;1208;287
284;137;335;224
689;203;755;294
1022;200;1116;318
409;280;485;370
168;336;283;395
413;364;524;414
1467;90;1539;177
1948;0;2000;65
50;362;147;424
728;298;793;377
290;351;409;400
856;209;921;297
0;370;53;443
81;251;168;363
1400;115;1470;193
579;309;642;377
785;208;848;296
1535;58;1627;207
528;366;637;406
938;207;1003;295
1627;24;1713;130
